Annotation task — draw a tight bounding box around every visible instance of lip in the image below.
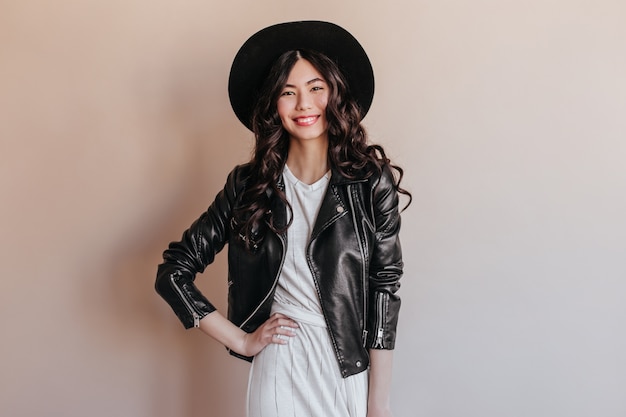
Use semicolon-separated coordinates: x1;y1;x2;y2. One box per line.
293;115;320;126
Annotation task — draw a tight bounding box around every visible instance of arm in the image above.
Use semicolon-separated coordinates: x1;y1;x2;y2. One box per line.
155;166;243;328
198;311;298;357
155;164;299;355
367;349;394;417
366;166;403;416
366;165;403;349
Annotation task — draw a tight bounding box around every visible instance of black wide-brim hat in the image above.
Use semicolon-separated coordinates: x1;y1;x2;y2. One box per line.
228;20;375;131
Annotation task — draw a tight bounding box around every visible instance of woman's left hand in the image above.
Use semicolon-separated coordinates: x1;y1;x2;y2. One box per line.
240;312;299;356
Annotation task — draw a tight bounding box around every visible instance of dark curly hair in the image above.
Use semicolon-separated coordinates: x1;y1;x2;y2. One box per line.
233;49;411;250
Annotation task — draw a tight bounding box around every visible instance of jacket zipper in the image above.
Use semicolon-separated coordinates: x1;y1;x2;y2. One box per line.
305;186;351;374
170;272;201;328
238;233;286;330
373;291;387;348
307;243;344;371
347;184;369;347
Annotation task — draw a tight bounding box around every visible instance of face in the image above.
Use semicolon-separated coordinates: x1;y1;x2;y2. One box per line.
276;59;329;144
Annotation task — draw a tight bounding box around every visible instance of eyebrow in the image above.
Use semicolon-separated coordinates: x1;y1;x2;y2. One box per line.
284;78;326;88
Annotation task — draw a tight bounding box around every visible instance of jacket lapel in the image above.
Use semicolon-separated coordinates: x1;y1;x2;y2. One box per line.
310;168;362;240
266;167;366;240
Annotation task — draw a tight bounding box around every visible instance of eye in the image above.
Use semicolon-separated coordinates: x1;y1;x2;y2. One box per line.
311;86;324;92
280;90;295;96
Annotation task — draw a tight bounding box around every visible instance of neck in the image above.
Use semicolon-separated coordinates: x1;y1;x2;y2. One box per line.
286;137;329;185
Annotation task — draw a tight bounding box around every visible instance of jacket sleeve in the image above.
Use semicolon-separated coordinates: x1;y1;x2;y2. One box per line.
366;165;403;349
154;165;244;329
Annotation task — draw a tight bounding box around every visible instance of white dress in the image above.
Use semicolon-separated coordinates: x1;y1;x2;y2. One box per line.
246;166;368;417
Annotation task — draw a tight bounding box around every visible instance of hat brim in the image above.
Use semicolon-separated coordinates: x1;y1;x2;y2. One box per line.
228;20;374;131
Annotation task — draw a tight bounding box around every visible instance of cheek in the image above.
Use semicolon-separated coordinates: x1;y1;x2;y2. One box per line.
316;96;329;114
276;100;290;123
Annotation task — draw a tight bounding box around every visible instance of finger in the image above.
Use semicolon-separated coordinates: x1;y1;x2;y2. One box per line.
272;316;299;329
268;323;298;344
275;324;297;336
271;333;290;345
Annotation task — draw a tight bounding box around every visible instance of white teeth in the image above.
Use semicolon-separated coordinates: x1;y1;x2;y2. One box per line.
296;116;316;124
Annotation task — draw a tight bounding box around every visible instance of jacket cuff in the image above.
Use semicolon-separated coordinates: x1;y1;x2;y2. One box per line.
366;291;401;349
156;269;217;329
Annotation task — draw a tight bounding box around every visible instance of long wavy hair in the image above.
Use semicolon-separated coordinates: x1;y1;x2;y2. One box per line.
232;49;411;250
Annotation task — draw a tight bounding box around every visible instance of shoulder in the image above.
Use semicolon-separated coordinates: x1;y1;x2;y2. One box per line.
373;164;396;189
214;163;253;206
227;162;253;180
367;164;400;214
225;163;253;188
356;163;396;194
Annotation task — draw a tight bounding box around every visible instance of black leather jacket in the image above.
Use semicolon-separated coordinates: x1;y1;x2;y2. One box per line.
155;163;403;378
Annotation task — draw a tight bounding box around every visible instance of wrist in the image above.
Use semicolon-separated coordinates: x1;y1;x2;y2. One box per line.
366;402;393;417
368;398;391;409
238;332;252;356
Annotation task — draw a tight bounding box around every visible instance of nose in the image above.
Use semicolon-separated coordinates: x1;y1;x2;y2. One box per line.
296;93;312;111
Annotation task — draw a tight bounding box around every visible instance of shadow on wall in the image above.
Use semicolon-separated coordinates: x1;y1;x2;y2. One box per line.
73;104;251;415
109;132;248;417
106;188;248;417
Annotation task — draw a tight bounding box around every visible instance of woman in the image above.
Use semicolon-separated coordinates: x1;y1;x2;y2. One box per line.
156;21;411;417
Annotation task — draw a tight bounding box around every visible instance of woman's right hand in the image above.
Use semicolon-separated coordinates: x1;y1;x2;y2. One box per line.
240;313;299;357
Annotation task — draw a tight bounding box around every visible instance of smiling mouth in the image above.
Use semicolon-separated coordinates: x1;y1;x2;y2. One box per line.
293;116;319;126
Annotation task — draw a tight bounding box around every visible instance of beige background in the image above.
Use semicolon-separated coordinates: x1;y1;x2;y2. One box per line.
1;1;625;416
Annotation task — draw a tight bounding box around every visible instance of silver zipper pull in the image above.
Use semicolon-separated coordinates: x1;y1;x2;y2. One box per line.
374;328;384;348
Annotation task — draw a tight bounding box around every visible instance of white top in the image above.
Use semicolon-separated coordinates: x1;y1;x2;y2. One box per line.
250;165;368;417
272;165;331;315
